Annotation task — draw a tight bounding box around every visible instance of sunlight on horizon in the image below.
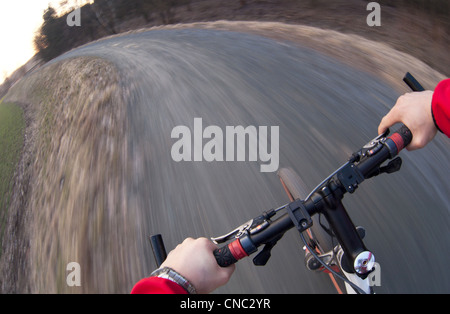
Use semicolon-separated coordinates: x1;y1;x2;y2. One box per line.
0;0;92;84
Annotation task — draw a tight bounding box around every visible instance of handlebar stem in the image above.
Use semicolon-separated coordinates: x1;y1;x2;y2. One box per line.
320;183;368;274
301;180;370;276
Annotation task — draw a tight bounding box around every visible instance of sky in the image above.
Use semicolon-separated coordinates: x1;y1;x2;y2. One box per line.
0;0;91;84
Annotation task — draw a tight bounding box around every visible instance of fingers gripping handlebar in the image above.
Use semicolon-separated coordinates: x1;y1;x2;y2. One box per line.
381;71;426;155
386;72;426;153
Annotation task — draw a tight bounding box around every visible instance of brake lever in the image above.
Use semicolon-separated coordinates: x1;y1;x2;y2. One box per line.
349;129;390;163
363;129;390;149
211;219;254;244
211;209;277;244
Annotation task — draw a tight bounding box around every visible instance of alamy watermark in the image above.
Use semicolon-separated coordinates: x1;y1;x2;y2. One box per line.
66;262;81;287
67;7;81;27
171;118;279;173
367;2;381;27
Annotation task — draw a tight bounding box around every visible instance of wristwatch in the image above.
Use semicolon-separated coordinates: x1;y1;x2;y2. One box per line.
151;267;197;294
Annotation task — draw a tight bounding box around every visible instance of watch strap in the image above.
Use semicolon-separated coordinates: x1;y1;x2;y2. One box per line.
151;267;197;294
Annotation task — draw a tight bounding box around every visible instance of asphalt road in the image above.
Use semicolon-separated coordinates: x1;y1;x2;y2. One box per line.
55;29;449;293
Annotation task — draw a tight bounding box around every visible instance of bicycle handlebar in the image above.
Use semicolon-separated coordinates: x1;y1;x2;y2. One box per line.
389;125;412;153
213;73;421;270
382;71;424;154
404;72;425;92
213;125;411;269
214;239;246;267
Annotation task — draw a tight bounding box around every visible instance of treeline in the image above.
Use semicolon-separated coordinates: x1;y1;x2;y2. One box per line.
34;0;191;62
377;0;450;17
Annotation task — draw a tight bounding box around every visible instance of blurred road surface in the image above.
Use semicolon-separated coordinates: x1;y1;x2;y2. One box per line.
56;29;449;293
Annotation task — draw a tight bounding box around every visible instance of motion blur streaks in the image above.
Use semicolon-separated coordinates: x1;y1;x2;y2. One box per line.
55;29;449;293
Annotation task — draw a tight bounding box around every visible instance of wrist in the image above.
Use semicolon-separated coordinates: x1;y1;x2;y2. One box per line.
151;267;197;294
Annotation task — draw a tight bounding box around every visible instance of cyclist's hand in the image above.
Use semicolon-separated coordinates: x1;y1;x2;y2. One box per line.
160;237;235;294
378;90;437;150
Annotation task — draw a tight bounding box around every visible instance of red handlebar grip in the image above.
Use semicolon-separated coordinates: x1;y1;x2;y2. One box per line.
214;239;248;267
228;239;248;260
389;133;406;152
388;125;413;155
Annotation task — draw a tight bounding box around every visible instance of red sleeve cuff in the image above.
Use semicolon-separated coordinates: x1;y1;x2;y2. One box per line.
432;79;450;138
131;277;189;294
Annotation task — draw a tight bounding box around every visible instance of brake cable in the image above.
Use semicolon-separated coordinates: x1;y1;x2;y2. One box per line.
305;161;351;202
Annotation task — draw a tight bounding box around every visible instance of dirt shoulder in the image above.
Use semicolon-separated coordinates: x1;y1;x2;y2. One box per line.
0;57;138;293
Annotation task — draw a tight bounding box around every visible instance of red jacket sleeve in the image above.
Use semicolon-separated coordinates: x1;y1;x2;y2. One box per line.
131;277;188;294
432;79;450;138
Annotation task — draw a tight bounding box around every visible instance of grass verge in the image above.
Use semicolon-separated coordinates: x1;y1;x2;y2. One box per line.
0;101;25;255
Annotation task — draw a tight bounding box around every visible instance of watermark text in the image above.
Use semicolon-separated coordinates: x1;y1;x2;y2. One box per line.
171;118;279;172
66;262;81;287
367;2;381;26
67;7;81;27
